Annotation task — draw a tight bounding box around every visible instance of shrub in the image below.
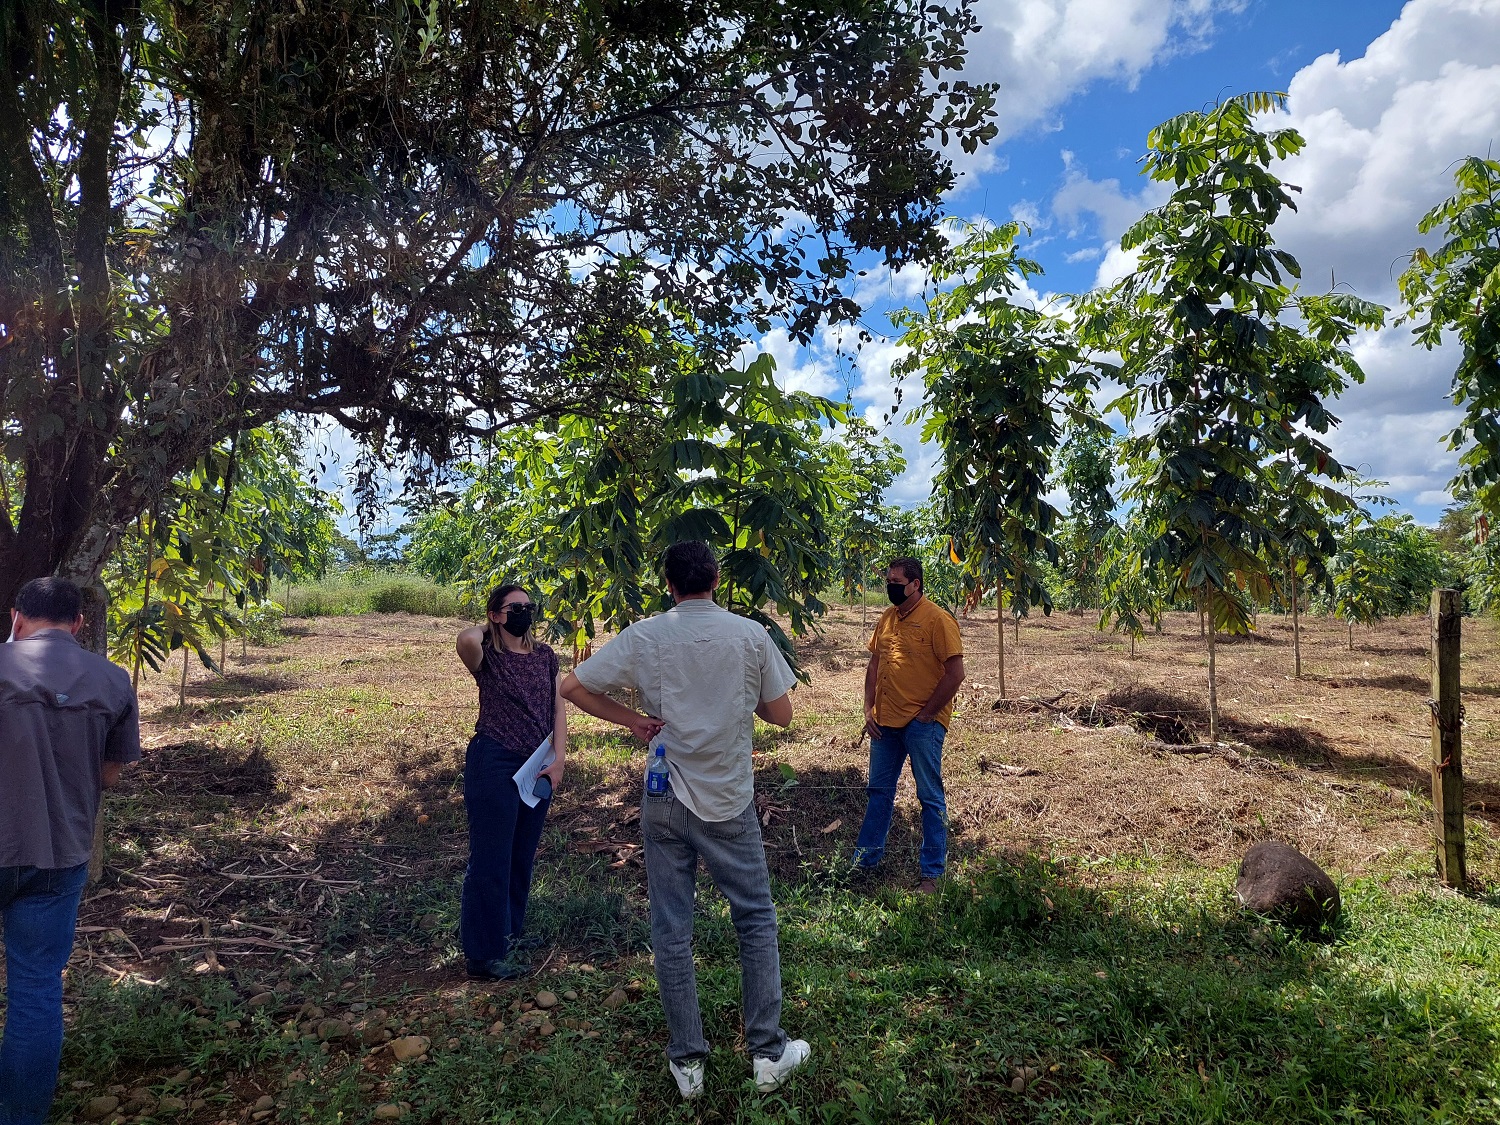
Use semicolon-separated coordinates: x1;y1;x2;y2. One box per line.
367;578;462;616
286;571;469;618
241;600;286;644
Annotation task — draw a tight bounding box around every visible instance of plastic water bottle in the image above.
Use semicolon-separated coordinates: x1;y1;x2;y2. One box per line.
646;741;670;795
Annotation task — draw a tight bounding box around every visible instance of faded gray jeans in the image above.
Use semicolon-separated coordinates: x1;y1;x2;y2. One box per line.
642;789;789;1064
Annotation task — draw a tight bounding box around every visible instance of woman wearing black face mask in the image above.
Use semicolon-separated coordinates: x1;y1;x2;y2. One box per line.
455;584;567;979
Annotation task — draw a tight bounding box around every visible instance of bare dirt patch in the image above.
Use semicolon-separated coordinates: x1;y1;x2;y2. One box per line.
780;604;1499;883
75;605;1498;994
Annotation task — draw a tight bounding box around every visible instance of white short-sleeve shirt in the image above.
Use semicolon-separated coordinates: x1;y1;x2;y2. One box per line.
572;599;797;822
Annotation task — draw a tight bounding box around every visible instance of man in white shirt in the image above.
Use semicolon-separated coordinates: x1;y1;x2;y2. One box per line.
561;541;811;1101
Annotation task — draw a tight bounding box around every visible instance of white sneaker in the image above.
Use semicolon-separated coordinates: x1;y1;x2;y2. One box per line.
669;1057;705;1100
754;1039;811;1093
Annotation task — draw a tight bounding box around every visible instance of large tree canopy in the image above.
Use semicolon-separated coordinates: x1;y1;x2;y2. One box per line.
1400;156;1500;518
0;0;997;613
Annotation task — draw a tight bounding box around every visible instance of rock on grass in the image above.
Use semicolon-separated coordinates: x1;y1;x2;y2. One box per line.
1235;841;1340;935
390;1035;429;1062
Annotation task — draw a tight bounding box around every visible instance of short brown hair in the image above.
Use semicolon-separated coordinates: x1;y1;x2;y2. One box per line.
888;556;923;588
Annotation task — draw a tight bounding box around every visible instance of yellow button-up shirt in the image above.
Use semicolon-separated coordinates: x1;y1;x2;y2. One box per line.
868;597;963;729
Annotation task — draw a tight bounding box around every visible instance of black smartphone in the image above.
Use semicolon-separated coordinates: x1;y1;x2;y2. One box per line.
533;776;553;801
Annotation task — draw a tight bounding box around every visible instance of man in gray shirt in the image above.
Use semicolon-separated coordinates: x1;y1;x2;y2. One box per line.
561;541;811;1101
1;577;140;1125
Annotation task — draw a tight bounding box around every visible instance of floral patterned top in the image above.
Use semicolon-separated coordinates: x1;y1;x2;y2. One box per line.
472;637;558;757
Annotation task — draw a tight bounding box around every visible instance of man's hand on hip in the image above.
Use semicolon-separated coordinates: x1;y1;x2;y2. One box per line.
562;671;663;743
627;715;665;743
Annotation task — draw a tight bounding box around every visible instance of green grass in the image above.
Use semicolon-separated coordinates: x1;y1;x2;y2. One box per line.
286;570;469;618
44;612;1500;1122
54;855;1500;1124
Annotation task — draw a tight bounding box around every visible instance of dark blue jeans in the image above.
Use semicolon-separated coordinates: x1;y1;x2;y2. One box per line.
852;719;948;879
461;734;550;964
1;862;89;1125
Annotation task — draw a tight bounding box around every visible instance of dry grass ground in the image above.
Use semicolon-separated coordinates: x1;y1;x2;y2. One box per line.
84;605;1498;982
34;604;1500;1123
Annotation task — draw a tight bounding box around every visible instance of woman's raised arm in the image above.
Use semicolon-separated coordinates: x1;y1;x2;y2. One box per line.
456;625;486;673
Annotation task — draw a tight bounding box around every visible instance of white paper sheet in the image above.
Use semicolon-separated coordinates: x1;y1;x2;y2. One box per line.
513;735;555;808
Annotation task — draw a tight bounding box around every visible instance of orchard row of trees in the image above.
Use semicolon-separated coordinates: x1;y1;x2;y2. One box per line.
385;94;1496;739
885;95;1499;735
1;0;996;628
2;0;1494;737
100;426;342;699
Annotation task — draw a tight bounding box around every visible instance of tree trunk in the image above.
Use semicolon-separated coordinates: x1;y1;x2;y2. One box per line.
75;581;110;656
1014;611;1020;646
1206;614;1219;744
133;511;156;690
1291;567;1302;679
1198;604;1205;638
1348;619;1354;651
1130;632;1136;659
996;587;1006;699
65;533;115;885
179;644;190;708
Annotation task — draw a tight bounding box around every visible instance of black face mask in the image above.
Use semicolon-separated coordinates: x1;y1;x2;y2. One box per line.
501;606;534;637
886;582;911;606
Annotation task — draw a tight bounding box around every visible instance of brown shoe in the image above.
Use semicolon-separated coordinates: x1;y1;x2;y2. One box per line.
917;878;939;895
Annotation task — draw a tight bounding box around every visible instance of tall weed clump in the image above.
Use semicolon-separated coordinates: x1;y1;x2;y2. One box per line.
287;569;467;618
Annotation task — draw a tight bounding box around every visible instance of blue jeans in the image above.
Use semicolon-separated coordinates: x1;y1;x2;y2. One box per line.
852;719;948;879
461;734;550;965
641;790;788;1064
1;863;89;1125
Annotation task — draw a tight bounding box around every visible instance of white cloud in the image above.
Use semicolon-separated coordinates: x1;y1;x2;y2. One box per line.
1011;199;1048;228
851;261;931;314
1053;0;1500;519
1028;151;1170;281
1325;328;1462;497
741;327;841;397
954;0;1239;170
1274;0;1500;297
1092;242;1143;287
1052;168;1164;241
741;320;923;502
1270;0;1500;518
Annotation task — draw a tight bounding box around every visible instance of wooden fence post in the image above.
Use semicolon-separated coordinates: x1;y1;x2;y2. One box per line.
1430;588;1465;889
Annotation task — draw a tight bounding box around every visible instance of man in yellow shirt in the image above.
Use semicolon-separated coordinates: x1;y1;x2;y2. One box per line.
852;557;965;893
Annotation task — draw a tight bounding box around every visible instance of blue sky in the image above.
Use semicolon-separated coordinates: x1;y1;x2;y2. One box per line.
979;1;1410;298
337;0;1500;539
758;0;1500;525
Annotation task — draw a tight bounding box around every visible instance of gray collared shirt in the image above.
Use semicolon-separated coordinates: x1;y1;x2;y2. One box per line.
1;629;141;868
572;600;796;822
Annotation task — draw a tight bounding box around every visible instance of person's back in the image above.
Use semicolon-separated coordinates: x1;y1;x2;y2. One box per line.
598;599;779;822
1;628;139;869
561;541;809;1101
1;578;140;1125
